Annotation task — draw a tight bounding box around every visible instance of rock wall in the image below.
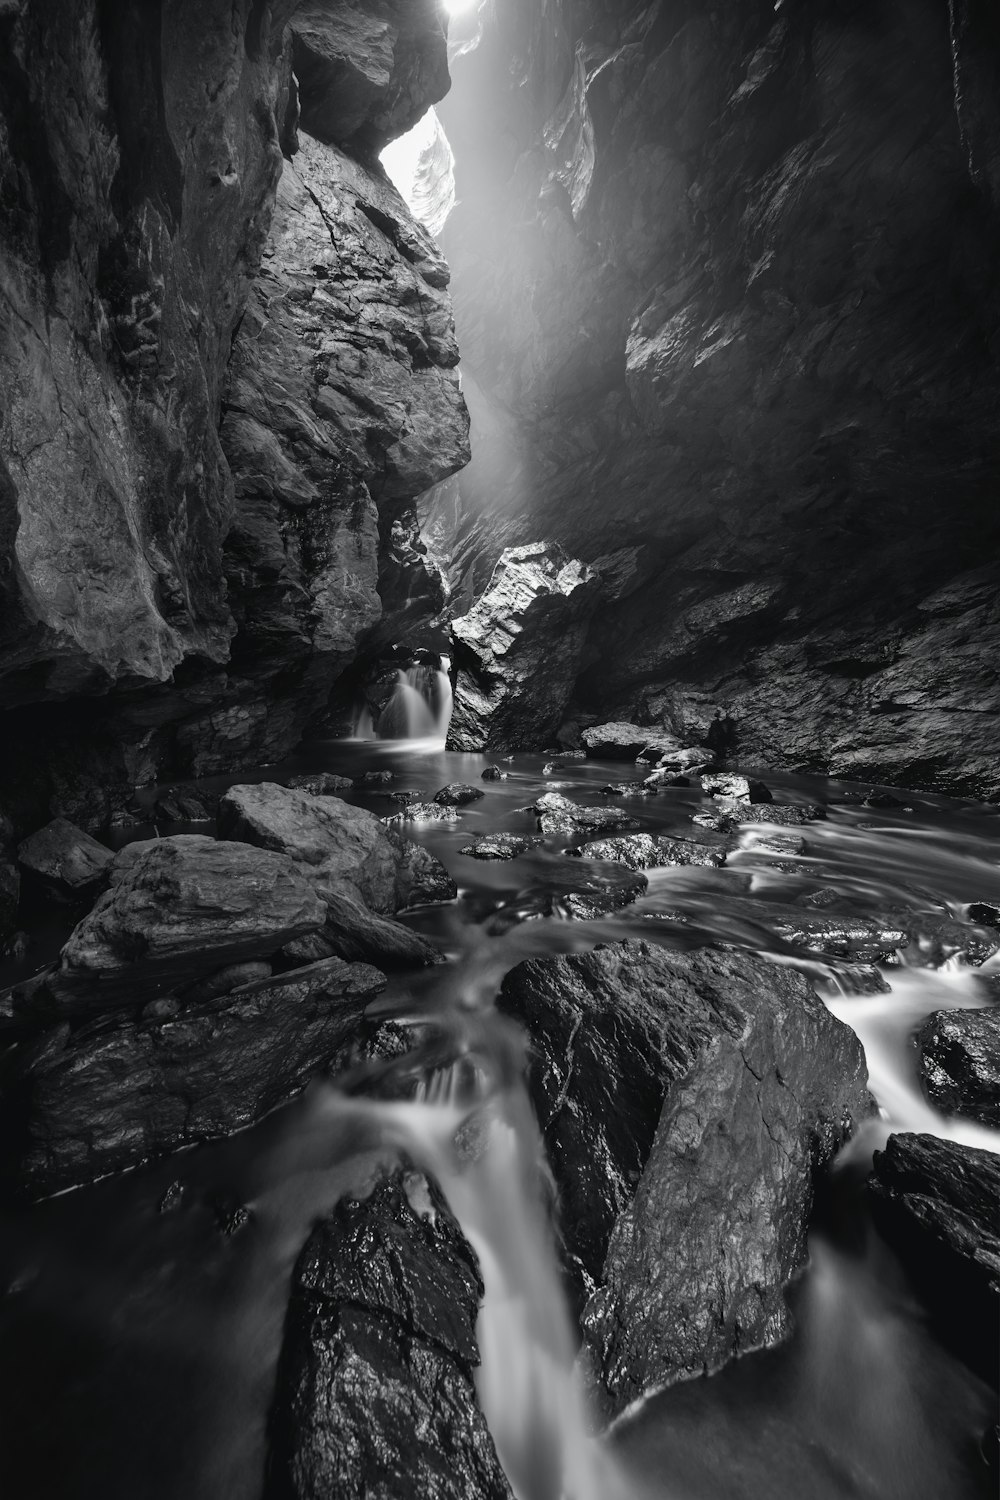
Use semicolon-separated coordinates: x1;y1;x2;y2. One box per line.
0;0;468;821
437;0;1000;796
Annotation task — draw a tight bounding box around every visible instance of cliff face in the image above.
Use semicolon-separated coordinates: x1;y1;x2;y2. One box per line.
0;0;468;821
437;0;1000;796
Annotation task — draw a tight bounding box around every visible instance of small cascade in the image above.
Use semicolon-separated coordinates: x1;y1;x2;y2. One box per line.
377;662;453;740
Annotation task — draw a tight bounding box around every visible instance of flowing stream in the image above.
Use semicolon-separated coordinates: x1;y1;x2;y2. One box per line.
0;737;996;1500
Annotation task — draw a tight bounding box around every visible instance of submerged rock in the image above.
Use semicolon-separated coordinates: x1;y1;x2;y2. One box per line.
530;793;640;836
498;941;871;1402
448;544;600;751
51;836;324;1007
600;782;658;798
15;958;386;1195
868;1134;1000;1384
906;916;1000;968
578;833;725;872
915;1008;1000;1126
480;765;508;782
459;834;542;861
433;784;484;806
268;1169;511;1500
17;818;113;902
731;803;826;827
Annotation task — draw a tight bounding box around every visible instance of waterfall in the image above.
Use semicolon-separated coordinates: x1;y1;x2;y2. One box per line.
377;663;453;740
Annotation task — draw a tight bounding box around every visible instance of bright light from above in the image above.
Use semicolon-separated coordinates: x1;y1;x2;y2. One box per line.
442;0;475;14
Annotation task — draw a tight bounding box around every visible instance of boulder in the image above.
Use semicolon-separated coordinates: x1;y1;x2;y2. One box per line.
599;782;658;798
51;836;324;1006
915;1008;1000;1126
967;902;1000;927
700;773;772;804
14;958;386;1195
393;840;457;908
354;771;395;786
458;834;542;861
530;793;640;836
17;818;113;902
268;1169;511;1500
382;802;460;825
730;803;826;827
868;1134;1000;1384
433;784;484;806
447;544;600;751
497;941;871;1407
480;766;508;782
906;917;1000;968
581;723;679;760
320;892;443;969
649;748;714;774
218;783;400;912
577;834;726;872
286;773;355;796
153;787;215;824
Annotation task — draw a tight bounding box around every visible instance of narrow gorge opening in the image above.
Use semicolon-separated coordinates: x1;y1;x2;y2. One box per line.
0;5;997;1500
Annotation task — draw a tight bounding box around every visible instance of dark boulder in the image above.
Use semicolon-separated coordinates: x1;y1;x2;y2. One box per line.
433;784;484;807
13;958;386;1196
153;787;216;824
868;1133;1000;1385
481;766;509;782
50;836;324;1008
915;1008;1000;1126
498;942;871;1391
578;834;725;872
268;1168;511;1500
320;893;443;969
530;793;640;836
392;840;458;908
701;773;772;804
17;818;113;902
447;545;600;752
354;771;395;786
967;902;1000;928
459;834;542;861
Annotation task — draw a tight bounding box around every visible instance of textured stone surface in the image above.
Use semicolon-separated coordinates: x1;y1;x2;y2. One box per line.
218;782;401;913
438;0;1000;795
447;544;600;751
268;1168;512;1500
52;835;324;1005
915;1007;1000;1126
530;792;639;837
319;892;443;969
458;834;542;860
433;784;484;806
16;817;112;900
498;941;871;1376
14;957;386;1195
578;833;725;872
868;1133;1000;1384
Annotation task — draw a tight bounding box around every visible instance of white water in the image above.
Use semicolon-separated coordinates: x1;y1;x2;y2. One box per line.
364;664;454;740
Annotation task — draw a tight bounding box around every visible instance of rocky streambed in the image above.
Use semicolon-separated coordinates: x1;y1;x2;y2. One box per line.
0;738;997;1500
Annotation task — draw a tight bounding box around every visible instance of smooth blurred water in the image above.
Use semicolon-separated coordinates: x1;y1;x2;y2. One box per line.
0;742;996;1500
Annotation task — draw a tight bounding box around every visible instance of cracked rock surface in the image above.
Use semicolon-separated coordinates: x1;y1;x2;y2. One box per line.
498;939;872;1407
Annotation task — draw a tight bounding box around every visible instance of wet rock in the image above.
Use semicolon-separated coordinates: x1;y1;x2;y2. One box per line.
51;836;324;1008
968;901;1000;927
530;793;640;837
915;1008;1000;1127
498;941;871;1402
153;788;215;824
480;766;508;782
286;773;355;797
863;789;910;809
829;964;892;995
448;544;601;751
354;771;395;787
386;790;422;806
16;958;386;1195
745;831;806;856
732;803;826;827
219;783;400;913
868;1134;1000;1384
320;893;443;969
600;782;658;798
433;783;484;807
268;1169;511;1500
458;834;542;860
581;723;679;760
578;834;726;872
551;868;648;920
16;818;113;902
906;916;1000;968
392;840;457;908
382;802;460;825
701;773;772;804
769;911;908;964
182;961;272;1003
643;771;692;788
